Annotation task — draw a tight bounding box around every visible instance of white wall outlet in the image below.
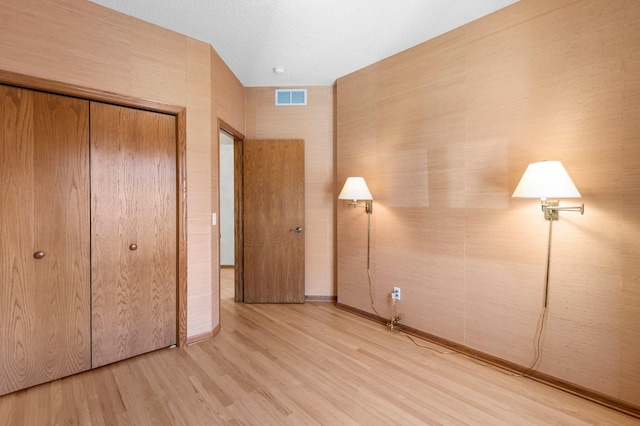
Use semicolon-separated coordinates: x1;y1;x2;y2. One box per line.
392;287;401;300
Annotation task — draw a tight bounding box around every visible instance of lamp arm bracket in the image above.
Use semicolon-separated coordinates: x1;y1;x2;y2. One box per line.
347;200;373;214
546;203;584;214
541;200;584;220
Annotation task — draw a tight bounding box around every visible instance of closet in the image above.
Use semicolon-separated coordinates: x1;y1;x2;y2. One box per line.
0;84;177;395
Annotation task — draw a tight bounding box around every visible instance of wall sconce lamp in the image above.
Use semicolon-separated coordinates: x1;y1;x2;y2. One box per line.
512;160;585;374
512;160;584;220
512;159;585;310
338;177;373;214
338;177;377;314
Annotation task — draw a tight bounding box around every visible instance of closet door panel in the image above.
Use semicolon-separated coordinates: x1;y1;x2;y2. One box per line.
0;85;91;395
90;102;177;368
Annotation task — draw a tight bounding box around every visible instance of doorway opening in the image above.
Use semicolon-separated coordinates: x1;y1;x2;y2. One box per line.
218;121;245;302
217;124;306;304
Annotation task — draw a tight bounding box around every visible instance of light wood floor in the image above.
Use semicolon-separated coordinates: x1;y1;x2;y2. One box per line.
1;268;638;425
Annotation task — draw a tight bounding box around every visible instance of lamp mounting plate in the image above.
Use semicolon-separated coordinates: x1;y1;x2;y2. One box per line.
542;199;559;220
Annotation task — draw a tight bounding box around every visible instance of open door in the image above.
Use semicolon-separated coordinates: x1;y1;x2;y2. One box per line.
243;139;305;303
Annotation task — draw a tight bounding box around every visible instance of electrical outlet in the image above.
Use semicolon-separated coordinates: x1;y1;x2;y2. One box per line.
392;287;401;300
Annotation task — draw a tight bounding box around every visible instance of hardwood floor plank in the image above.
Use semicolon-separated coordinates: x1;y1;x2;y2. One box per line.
23;383;51;425
0;395;15;425
1;394;23;425
69;377;94;425
77;373;107;426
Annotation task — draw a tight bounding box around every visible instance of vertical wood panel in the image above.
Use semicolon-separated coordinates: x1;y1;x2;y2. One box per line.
32;90;92;382
619;0;640;402
212;49;245;135
0;0;132;96
0;85;91;395
336;67;379;312
91;102;177;367
185;39;214;337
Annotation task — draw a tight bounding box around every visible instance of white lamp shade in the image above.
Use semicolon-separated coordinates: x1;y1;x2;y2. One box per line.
338;177;373;201
512;161;581;199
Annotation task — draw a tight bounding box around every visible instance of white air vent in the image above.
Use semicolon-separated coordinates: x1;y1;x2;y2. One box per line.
275;89;307;106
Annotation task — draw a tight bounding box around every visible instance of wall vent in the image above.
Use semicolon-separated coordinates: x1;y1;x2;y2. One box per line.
275;89;307;106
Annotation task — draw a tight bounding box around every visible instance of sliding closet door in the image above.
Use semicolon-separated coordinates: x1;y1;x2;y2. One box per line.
90;102;177;368
0;85;91;395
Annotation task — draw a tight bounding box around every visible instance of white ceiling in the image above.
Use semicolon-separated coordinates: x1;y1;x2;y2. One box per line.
89;0;519;87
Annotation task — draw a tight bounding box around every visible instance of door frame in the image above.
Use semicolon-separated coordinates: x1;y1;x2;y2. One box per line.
0;69;189;347
217;120;245;302
217;131;306;303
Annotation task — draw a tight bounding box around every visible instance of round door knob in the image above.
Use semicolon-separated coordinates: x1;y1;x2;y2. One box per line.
33;251;45;259
129;244;137;251
290;227;303;233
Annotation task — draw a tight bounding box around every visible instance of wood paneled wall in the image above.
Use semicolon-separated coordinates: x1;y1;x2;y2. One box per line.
337;0;640;408
245;87;335;297
0;0;244;338
211;48;245;327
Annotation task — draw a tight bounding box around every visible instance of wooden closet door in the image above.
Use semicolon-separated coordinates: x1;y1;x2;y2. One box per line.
0;85;91;395
90;102;177;368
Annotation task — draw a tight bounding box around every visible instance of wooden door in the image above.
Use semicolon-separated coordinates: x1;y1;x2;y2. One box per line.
90;102;177;368
243;139;305;303
0;85;91;395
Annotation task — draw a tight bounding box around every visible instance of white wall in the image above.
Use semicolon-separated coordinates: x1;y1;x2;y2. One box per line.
219;131;235;265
